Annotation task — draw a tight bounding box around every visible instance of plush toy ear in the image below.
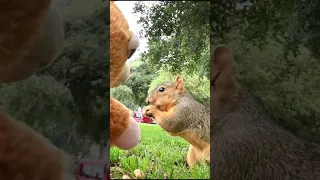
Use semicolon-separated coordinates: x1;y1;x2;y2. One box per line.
174;75;185;93
212;46;233;71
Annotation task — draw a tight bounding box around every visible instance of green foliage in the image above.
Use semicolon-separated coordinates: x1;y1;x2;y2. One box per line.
54;0;106;22
125;59;157;107
110;123;210;179
0;75;76;128
111;85;136;110
128;1;211;110
0;75;84;152
134;1;210;78
290;0;320;58
110;58;157;109
211;0;320;57
45;6;109;143
212;1;320;142
148;70;210;106
221;33;320;141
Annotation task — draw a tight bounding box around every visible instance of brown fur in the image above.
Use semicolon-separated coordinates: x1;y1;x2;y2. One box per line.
145;76;210;167
0;110;71;180
110;98;130;142
110;1;131;88
0;1;70;179
0;0;51;82
210;46;320;180
110;1;139;148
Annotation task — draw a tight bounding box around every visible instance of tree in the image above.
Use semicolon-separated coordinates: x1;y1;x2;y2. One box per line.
134;1;210;79
111;85;135;110
43;6;109;144
211;1;320;142
210;0;320;58
124;59;157;107
0;75;83;152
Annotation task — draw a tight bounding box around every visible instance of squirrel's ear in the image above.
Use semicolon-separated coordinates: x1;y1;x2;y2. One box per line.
212;46;233;71
174;75;184;93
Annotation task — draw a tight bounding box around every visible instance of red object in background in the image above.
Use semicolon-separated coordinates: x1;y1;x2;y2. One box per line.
75;158;109;180
133;111;155;124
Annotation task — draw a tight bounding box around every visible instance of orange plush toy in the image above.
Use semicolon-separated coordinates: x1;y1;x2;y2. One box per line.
0;0;64;83
110;1;141;150
0;1;70;179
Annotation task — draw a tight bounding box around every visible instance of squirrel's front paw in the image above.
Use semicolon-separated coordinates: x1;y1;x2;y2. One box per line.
144;105;154;118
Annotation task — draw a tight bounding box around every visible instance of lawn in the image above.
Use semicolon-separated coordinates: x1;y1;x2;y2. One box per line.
110;123;210;179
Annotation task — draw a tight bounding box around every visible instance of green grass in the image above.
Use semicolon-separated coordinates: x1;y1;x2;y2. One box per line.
110;123;210;179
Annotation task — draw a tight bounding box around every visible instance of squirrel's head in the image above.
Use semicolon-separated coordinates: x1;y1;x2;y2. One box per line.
146;76;185;111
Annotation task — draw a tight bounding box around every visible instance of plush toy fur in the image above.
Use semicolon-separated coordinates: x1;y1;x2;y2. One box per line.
0;0;64;83
0;111;71;179
110;1;141;150
112;63;130;88
0;1;70;179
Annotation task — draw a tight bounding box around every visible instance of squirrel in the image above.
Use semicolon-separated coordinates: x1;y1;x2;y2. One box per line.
144;76;210;168
211;45;320;180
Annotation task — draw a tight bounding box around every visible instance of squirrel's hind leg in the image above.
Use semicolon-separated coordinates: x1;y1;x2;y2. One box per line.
187;145;197;168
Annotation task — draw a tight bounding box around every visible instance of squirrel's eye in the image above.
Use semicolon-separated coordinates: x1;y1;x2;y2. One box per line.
158;87;165;92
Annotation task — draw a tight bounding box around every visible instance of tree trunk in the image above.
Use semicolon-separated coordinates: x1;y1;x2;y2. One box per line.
89;140;109;160
98;140;109;160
